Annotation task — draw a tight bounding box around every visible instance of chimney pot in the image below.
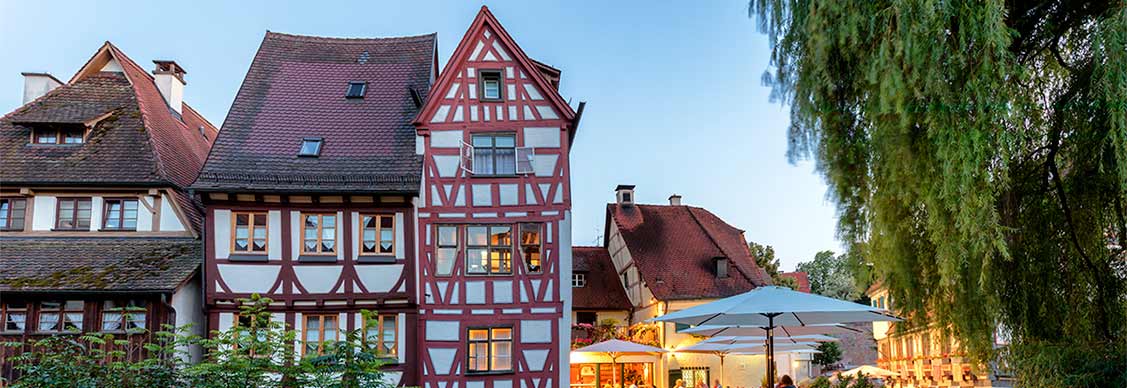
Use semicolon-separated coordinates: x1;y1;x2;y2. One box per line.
668;194;682;206
21;72;63;104
152;60;186;114
615;184;636;206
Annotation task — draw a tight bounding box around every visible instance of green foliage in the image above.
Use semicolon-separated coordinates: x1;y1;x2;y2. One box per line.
812;341;843;367
749;241;781;278
775;275;800;290
796;250;867;301
749;0;1127;385
1006;340;1127;388
806;373;874;388
4;294;397;388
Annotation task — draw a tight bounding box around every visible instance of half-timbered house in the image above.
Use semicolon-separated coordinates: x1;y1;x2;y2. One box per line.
190;31;436;385
412;6;583;388
0;42;218;380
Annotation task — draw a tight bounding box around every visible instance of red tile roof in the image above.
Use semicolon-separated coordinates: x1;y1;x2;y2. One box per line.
193;32;435;193
572;246;632;311
1;42;216;233
778;271;811;293
606;203;771;301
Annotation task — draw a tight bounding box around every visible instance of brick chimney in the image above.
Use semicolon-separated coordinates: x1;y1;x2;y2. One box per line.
21;72;63;104
615;185;635;207
152;60;186;114
668;194;682;206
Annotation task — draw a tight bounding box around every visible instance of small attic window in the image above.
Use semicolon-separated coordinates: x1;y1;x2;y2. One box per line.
346;81;367;98
299;138;323;157
32;127;85;145
715;257;730;278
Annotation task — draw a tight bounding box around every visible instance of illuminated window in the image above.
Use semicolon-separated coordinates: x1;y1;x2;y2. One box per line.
466;225;511;275
467;327;512;373
232;212;268;253
520;223;542;273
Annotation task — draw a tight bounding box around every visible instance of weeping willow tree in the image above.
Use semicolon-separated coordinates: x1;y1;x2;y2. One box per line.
748;0;1126;385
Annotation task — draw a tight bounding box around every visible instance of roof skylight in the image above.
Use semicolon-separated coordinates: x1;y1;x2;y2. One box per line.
299;138;323;157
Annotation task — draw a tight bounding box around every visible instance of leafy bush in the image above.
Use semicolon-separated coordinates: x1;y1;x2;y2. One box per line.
4;295;399;388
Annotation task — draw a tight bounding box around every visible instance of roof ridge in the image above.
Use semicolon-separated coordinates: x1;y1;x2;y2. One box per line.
684;206;758;285
266;31;437;43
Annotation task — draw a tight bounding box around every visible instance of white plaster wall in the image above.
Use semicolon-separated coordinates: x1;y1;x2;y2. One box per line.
523;127;560;148
217;264;279;293
433;155;460;177
532;154;558;177
294;265;343;294
493;280;513;304
351;211;361;261
89;196;103;231
170;271;203;362
498;184;518;206
560;211;574;374
268;210;282;260
159;194;187;232
213;210;231;259
135;196;154;231
430;130;464;148
395;212;405;259
425;320;460;341
101;58;123;72
31;196;54;231
472;184;492;207
290;211;301;258
355;265;404;293
520;320;551;343
465;281;485;304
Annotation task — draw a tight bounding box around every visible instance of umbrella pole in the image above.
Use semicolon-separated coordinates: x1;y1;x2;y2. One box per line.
766;313;779;388
719;352;726;387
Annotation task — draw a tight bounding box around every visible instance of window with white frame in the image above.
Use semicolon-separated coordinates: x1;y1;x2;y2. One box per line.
435;225;458;276
572;273;587;288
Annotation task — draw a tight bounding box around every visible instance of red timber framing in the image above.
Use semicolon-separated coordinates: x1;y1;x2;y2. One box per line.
413;6;579;388
201;196;419;382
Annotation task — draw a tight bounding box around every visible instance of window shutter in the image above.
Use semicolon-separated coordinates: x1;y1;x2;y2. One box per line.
515;147;535;174
460;141;475;174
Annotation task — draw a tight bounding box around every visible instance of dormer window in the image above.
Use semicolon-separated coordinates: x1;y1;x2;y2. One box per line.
32;127;85;145
572;273;587;288
479;70;502;101
299;138;323;157
346;81;367;98
715;257;730;278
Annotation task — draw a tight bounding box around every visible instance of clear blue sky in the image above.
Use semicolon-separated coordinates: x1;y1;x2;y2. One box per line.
0;0;840;271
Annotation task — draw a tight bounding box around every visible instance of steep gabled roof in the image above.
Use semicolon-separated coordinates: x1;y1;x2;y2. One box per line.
573;246;633;311
606;203;771;301
0;237;201;292
0;42;216;233
193;32;435;193
413;6;576;130
2;42;216;190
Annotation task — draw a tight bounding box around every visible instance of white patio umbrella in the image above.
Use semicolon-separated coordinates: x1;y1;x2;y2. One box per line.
572;339;665;386
833;365;900;379
651;286;899;388
674;341;818;386
731;348;822;355
703;334;839;345
681;323;860;337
